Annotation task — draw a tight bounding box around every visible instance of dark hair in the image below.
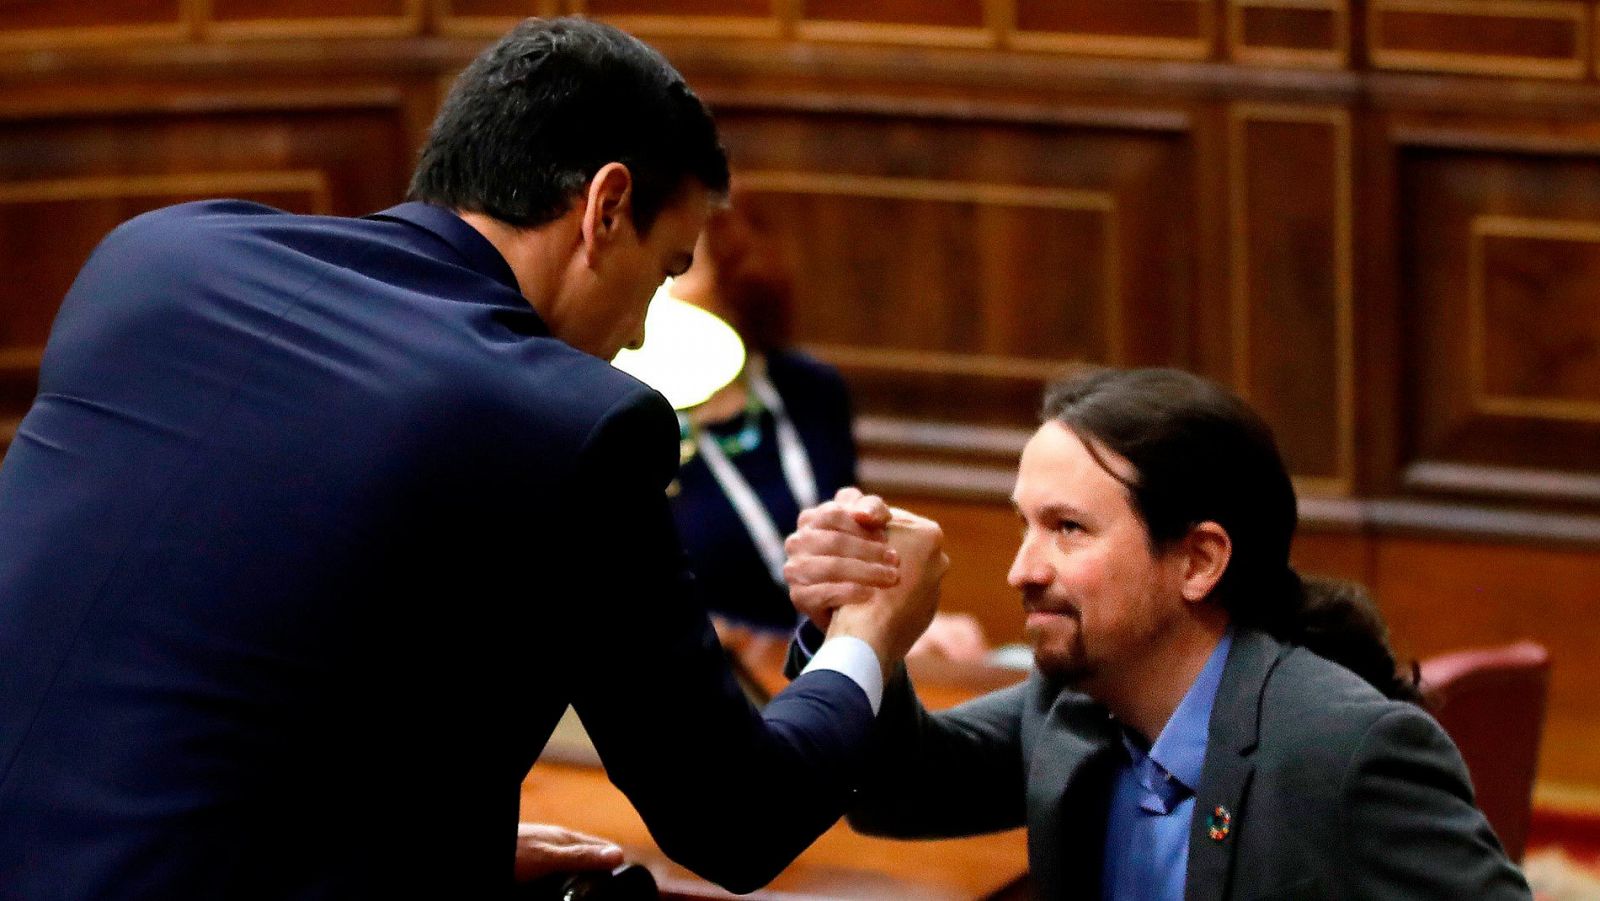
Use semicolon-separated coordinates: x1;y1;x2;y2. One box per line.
698;197;793;353
408;17;730;234
1042;367;1418;702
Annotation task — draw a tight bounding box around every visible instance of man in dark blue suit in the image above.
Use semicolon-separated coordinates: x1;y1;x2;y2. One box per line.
0;18;935;899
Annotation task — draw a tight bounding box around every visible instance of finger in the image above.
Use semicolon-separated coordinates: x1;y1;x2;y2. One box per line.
513;838;625;882
791;582;877;615
783;554;900;589
847;493;891;528
797;501;886;537
785;528;898;567
833;486;864;505
516;824;614;846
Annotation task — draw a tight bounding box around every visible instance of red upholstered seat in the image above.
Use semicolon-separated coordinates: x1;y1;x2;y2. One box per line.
1418;641;1551;861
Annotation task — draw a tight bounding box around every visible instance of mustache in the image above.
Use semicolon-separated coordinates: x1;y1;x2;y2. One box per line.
1021;589;1079;617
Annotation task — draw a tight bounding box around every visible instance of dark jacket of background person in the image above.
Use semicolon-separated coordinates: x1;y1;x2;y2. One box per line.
848;628;1532;901
0;201;875;899
670;349;857;630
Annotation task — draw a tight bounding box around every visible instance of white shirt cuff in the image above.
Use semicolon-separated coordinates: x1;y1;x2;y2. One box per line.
800;635;883;715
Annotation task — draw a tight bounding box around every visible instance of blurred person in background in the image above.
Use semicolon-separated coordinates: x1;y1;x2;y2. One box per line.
668;198;986;660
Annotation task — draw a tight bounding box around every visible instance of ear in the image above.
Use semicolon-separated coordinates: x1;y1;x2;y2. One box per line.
579;162;635;266
1177;521;1231;604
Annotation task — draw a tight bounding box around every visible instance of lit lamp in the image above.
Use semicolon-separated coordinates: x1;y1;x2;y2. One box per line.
611;279;746;410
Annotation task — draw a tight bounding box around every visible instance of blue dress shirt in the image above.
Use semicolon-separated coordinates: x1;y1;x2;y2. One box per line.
1101;632;1234;901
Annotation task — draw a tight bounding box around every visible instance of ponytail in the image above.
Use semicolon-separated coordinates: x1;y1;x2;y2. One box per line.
1275;573;1422;704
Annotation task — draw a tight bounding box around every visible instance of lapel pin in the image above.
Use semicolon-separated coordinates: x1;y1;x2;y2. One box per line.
1206;805;1232;842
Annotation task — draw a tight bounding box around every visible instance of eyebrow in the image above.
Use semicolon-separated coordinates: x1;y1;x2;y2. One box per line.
1011;499;1088;521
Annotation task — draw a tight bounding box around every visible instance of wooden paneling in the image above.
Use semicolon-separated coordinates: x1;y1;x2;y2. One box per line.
1228;104;1353;494
1011;0;1215;59
203;0;425;39
1371;536;1600;790
1397;128;1600;498
1369;0;1590;79
1228;0;1348;67
574;0;780;39
434;0;562;36
0;0;188;48
795;0;990;46
717;107;1196;449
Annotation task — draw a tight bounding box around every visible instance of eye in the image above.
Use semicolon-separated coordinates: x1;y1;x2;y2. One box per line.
1055;519;1084;536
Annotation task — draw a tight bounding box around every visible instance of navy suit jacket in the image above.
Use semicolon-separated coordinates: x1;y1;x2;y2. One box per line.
0;201;873;899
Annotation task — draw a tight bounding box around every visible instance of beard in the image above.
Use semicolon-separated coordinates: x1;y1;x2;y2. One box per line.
1023;606;1092;685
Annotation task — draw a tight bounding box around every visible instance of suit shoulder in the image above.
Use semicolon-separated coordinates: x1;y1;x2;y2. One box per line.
1258;645;1414;757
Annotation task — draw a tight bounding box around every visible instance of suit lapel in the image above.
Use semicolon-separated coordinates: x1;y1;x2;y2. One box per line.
1029;692;1120;899
1185;630;1286;901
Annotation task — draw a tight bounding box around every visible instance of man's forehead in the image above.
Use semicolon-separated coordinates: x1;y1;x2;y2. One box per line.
1014;422;1136;510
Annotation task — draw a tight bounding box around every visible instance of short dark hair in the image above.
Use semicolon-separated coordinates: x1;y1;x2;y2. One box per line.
1042;367;1417;701
408;17;730;234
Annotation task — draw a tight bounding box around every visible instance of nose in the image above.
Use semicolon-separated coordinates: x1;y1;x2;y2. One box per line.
1007;531;1051;590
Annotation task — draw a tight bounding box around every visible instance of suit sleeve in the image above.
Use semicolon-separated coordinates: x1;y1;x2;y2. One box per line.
561;388;874;894
846;670;1030;838
1338;706;1532;900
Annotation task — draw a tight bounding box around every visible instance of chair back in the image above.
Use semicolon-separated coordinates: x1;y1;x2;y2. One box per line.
1418;641;1550;861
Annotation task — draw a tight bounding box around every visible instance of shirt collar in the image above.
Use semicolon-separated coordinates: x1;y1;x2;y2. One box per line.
1144;629;1233;794
365;202;522;294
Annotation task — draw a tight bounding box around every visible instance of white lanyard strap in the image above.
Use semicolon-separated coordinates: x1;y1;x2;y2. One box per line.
693;360;819;587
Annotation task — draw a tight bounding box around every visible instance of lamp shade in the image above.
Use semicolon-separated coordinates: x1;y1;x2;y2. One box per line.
611;280;746;410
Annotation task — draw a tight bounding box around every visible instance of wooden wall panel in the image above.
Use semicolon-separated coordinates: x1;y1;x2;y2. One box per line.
0;0;187;47
1229;105;1353;494
714;107;1196;456
1397;131;1600;501
1012;0;1214;58
795;0;988;46
435;0;562;36
801;0;983;28
204;0;425;39
1369;0;1589;78
575;0;779;38
1228;0;1348;67
1372;536;1600;789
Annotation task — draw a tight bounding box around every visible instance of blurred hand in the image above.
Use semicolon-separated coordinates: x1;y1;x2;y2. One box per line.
784;488;899;630
823;508;949;674
513;823;624;883
907;612;989;662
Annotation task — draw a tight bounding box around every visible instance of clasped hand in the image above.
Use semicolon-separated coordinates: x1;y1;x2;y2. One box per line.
783;488;949;669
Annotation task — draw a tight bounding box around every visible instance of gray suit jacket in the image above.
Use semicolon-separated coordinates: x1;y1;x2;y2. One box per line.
849;629;1532;900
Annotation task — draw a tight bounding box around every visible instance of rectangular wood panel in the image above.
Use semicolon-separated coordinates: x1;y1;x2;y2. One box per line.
1229;105;1353;493
205;0;424;38
1013;0;1213;58
1229;0;1347;66
1398;134;1600;488
1470;218;1600;423
1369;0;1588;78
714;108;1195;435
0;0;186;46
583;0;771;16
800;0;984;28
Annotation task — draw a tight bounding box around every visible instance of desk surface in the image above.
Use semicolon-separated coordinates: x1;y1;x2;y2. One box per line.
519;638;1030;900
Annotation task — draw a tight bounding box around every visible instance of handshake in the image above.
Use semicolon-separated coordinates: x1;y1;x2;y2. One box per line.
782;487;951;676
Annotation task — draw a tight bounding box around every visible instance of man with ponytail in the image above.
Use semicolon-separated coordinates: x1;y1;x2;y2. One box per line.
784;367;1529;900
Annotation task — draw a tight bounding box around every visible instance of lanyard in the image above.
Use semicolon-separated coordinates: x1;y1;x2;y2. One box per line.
691;357;819;587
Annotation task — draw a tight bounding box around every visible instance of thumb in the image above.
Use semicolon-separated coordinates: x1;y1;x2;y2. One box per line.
514;838;625;882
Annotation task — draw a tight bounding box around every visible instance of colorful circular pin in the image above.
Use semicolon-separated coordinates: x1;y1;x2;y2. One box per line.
1206;805;1232;841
